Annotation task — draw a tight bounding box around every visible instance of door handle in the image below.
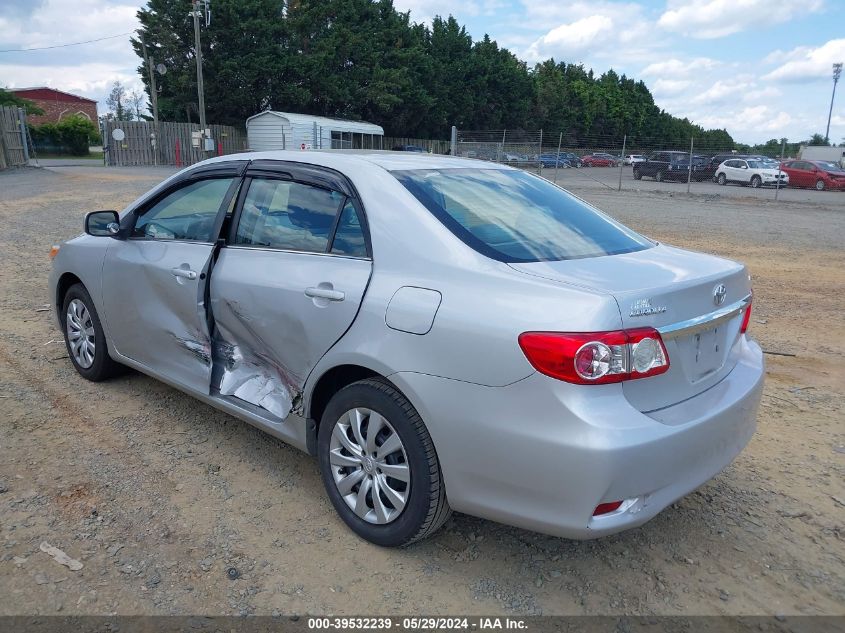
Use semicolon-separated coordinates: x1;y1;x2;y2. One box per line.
305;286;345;301
171;267;198;280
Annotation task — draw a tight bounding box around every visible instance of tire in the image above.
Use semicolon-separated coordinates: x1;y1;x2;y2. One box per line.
61;283;122;381
633;168;642;180
717;173;727;185
815;179;826;191
317;377;451;547
655;170;664;182
750;175;762;188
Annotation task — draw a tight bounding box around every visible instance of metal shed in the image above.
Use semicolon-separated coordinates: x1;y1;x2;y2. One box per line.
246;111;384;151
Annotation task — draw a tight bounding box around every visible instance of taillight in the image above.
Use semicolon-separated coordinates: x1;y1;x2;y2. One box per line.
518;328;669;385
593;501;623;516
740;298;752;334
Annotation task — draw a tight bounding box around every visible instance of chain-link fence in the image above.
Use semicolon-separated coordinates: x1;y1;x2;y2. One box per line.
453;129;544;172
449;128;843;200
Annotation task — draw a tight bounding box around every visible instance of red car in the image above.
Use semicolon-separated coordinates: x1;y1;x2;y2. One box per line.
581;154;616;167
779;159;845;191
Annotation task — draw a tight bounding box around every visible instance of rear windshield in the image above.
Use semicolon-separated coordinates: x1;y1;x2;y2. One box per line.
392;168;653;263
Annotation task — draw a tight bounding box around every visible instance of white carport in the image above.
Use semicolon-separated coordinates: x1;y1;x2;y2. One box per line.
246;111;384;151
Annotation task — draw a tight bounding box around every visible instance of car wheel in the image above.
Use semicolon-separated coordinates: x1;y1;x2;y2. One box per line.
633;169;642;180
62;283;123;381
717;173;727;185
750;175;762;188
815;179;826;191
318;377;451;547
655;170;664;182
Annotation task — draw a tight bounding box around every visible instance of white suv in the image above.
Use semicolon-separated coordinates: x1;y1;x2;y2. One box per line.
716;158;788;188
624;154;646;165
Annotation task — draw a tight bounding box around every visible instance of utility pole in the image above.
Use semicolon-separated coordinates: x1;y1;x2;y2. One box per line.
825;63;842;144
141;35;160;165
192;0;208;145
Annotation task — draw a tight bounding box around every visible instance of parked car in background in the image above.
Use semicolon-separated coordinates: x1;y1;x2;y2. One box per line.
701;154;746;181
624;155;646;165
49;150;763;546
779;160;845;190
539;153;571;168
593;152;621;166
560;152;582;168
581;154;616;167
391;145;425;152
634;151;705;182
715;158;788;188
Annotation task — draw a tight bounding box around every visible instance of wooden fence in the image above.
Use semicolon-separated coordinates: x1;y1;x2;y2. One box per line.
103;120;247;167
0;106;27;169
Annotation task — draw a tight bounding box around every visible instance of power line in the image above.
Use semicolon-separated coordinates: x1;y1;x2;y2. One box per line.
0;32;133;53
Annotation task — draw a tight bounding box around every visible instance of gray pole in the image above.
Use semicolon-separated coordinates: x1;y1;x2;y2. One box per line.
17;107;29;163
686;136;694;194
537;129;543;174
553;132;562;183
775;138;786;201
192;0;207;145
141;36;160;166
825;63;842;144
450;125;457;156
617;134;627;191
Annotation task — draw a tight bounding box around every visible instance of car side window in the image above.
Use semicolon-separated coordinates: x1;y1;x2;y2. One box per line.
132;178;235;241
330;200;367;258
234;178;345;253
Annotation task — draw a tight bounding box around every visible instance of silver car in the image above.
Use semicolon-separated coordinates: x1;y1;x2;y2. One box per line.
48;151;764;546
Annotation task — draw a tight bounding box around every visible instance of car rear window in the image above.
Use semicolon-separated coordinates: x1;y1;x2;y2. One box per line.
392;168;653;263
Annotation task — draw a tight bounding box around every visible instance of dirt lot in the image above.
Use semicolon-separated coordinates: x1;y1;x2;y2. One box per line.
1;165;843;617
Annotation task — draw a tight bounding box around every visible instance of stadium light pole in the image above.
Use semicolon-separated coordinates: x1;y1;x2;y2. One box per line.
825;63;842;144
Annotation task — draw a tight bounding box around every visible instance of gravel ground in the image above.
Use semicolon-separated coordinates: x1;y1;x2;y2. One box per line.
0;164;843;617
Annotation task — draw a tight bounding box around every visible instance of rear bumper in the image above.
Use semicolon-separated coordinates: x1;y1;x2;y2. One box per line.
390;336;764;539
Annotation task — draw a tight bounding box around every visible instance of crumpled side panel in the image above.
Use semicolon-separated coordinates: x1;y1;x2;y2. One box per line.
211;300;303;420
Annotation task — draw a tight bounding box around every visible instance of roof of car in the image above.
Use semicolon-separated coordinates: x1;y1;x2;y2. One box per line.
196;149;510;172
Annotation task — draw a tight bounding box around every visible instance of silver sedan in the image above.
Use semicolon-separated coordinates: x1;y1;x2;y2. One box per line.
48;151;764;546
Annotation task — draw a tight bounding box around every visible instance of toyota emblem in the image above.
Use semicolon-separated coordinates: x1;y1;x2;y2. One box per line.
713;284;727;306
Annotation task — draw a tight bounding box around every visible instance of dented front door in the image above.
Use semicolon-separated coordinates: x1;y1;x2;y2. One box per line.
102;173;242;394
208;170;372;420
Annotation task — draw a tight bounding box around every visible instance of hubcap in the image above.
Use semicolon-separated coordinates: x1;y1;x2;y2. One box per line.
66;298;96;369
329;407;410;525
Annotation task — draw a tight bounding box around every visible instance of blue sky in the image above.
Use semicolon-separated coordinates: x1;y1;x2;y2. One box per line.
1;0;843;144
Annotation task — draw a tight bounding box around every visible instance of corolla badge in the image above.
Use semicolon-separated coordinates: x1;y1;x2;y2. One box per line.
713;283;727;306
629;298;667;317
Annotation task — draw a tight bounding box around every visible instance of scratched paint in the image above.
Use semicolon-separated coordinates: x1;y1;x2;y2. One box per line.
210;300;304;420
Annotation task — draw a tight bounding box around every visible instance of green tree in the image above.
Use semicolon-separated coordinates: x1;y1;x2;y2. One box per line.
0;87;44;115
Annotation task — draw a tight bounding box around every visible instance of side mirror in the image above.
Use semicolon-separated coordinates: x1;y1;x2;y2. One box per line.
85;210;121;238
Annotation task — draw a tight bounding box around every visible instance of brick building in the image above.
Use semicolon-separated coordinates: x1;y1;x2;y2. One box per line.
11;87;98;125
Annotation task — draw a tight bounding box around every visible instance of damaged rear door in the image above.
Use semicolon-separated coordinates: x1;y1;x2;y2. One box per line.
208;162;372;420
102;162;246;393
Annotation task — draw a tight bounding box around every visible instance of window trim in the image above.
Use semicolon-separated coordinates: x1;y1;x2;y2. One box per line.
226;175;372;260
127;175;242;245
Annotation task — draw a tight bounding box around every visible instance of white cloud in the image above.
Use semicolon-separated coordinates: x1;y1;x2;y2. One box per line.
651;78;693;96
521;1;653;63
641;58;719;78
525;15;613;60
658;0;823;39
763;39;845;83
692;105;793;133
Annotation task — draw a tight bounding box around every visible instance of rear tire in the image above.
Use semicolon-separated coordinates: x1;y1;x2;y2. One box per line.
318;378;451;547
61;283;122;382
750;175;762;188
815;179;826;191
717;173;727;185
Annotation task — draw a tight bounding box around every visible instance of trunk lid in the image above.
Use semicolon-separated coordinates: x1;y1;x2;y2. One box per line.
510;244;751;412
